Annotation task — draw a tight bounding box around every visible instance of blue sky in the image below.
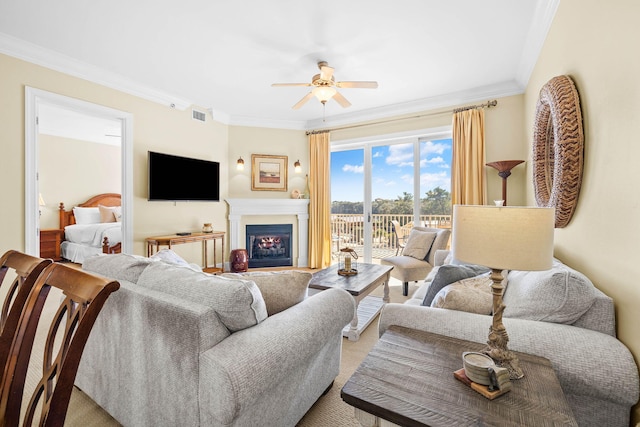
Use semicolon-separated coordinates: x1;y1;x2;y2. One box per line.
331;138;452;202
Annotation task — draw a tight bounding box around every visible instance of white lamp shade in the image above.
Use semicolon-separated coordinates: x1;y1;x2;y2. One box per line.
452;205;555;271
312;86;337;102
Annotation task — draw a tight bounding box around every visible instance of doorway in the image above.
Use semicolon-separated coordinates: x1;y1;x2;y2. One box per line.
24;87;133;256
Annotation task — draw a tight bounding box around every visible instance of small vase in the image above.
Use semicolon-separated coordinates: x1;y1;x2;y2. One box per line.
202;223;213;233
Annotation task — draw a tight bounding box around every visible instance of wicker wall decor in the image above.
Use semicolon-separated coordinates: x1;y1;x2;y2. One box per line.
532;75;584;228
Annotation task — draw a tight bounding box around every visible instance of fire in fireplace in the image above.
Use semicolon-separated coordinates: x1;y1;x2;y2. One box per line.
246;224;293;268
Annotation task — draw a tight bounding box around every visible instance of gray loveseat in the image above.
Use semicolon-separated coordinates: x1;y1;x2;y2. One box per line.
76;253;355;427
378;251;639;427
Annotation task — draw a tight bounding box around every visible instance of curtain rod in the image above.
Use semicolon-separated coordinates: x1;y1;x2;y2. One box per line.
306;99;498;135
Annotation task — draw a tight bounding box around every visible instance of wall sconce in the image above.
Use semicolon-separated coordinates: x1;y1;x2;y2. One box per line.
294;160;301;173
236;156;245;171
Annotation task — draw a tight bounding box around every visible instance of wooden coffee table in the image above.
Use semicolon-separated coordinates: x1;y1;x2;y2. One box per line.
309;263;393;341
342;326;577;426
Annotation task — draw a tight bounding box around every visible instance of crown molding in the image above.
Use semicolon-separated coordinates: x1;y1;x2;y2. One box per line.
0;32;192;110
227;114;307;130
515;0;560;87
302;81;524;131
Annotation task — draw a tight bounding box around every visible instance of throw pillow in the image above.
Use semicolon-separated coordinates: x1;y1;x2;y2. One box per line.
503;260;596;324
421;264;491;306
136;262;268;332
98;205;118;223
402;229;437;260
73;207;101;224
83;253;153;284
221;270;312;316
431;275;493;315
149;249;203;271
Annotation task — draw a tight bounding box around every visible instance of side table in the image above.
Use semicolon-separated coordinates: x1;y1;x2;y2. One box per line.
341;326;577;426
145;231;225;274
40;229;63;261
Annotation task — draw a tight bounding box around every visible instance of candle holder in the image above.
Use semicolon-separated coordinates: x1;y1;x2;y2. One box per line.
338;247;358;276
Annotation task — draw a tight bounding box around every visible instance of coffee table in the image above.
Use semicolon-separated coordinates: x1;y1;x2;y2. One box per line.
309;263;393;341
341;326;577;426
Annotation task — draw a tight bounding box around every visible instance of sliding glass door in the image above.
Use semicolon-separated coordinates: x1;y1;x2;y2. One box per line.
331;128;452;264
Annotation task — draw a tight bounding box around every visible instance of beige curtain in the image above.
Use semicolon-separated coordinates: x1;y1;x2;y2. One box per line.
308;131;332;268
451;108;487;206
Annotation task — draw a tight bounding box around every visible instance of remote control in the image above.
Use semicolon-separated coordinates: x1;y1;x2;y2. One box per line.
176;232;191;236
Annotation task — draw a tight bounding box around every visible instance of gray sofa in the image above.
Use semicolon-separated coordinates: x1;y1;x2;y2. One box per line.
76;253;355;427
378;250;639;427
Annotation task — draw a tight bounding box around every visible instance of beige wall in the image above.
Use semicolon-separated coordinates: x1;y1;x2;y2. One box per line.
525;0;640;421
227;125;308;198
0;53;229;267
38;134;121;229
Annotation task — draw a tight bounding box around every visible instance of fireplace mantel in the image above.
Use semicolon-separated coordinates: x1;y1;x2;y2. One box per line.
225;198;310;267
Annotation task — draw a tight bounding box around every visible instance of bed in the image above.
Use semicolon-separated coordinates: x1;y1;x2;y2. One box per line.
58;193;122;263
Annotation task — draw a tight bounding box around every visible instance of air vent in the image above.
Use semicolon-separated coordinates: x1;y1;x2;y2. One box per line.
192;109;206;122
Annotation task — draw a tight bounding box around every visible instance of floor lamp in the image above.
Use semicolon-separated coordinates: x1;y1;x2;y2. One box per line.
452;205;555;379
486;160;524;206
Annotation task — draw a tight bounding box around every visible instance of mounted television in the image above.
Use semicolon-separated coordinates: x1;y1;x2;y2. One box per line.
148;151;220;202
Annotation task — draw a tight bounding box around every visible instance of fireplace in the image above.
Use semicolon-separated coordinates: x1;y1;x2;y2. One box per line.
246;224;293;268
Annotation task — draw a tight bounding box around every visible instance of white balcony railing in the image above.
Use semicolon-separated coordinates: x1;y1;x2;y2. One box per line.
331;213;451;260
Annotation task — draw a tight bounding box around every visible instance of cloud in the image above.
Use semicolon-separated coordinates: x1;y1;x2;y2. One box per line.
386;144;414;167
421;140;449;155
420;171;451;191
342;164;363;173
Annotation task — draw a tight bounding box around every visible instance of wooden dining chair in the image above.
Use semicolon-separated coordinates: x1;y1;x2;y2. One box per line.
0;250;52;373
0;262;119;427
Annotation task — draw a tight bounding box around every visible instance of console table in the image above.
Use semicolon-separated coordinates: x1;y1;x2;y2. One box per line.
342;326;577;426
145;231;225;274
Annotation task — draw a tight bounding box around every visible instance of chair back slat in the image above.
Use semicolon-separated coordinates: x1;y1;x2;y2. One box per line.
0;262;119;427
0;251;51;376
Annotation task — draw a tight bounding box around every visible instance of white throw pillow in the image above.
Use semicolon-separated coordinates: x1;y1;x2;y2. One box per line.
73;207;101;224
402;229;437;260
431;275;493;314
503;260;596;324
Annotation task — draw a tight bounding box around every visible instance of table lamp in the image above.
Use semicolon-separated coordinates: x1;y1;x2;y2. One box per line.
452;205;555;379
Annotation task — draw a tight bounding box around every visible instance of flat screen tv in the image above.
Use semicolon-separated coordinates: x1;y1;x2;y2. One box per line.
148;151;220;202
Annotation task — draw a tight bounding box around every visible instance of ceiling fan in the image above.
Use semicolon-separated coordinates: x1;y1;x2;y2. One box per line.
272;61;378;109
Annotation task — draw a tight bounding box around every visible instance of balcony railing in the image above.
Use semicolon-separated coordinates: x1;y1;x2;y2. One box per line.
331;213;451;260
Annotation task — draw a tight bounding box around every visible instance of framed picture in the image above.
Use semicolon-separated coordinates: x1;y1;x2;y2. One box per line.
251;154;288;191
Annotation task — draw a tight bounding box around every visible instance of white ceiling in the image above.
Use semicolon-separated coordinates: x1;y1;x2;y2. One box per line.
0;0;558;130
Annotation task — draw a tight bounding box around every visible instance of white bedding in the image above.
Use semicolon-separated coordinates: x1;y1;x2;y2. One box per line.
64;223;122;248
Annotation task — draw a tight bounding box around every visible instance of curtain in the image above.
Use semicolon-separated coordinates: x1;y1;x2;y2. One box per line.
308;131;332;268
451;108;487;206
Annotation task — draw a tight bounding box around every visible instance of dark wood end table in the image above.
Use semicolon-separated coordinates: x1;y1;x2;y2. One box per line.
341;326;577;426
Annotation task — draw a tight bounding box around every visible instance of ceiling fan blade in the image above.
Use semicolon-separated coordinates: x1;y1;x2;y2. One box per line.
336;81;379;89
272;83;312;87
319;64;334;82
292;92;314;109
333;91;352;108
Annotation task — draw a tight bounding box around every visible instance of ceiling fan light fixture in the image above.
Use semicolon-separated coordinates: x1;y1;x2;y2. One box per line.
312;86;337;103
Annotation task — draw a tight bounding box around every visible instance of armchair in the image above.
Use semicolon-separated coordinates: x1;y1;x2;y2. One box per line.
381;226;451;296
